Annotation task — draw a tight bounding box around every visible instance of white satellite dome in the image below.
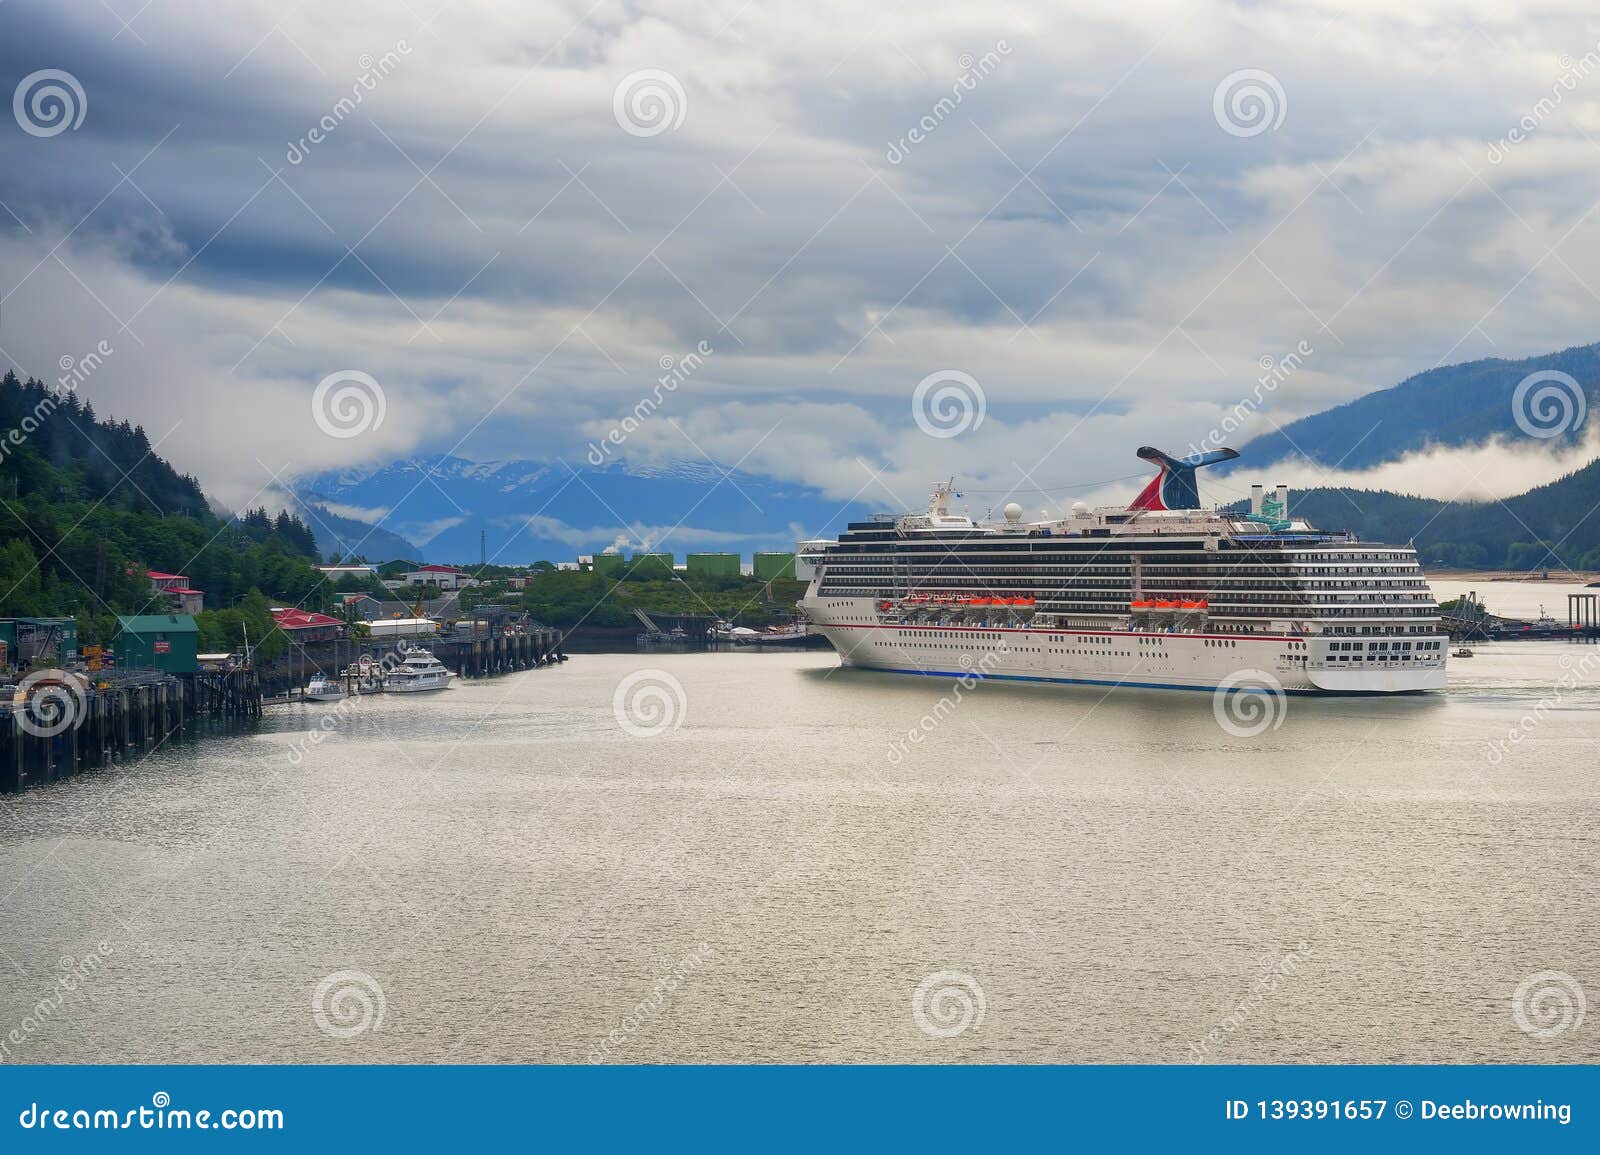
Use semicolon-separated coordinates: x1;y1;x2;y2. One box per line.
1002;502;1023;522
1071;501;1089;515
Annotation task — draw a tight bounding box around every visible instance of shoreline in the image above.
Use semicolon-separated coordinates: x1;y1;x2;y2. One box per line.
1426;569;1599;584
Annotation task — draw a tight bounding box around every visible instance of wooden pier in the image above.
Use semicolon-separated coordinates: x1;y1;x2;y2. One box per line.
256;626;566;697
432;625;565;678
1;668;260;794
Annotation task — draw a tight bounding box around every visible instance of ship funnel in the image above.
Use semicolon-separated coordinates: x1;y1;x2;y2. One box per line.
1275;483;1289;519
1127;446;1240;511
1250;484;1264;515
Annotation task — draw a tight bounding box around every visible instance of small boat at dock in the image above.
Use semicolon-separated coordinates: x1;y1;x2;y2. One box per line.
382;647;455;693
304;674;347;701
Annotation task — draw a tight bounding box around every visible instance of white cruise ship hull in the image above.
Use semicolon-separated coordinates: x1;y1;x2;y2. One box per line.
810;602;1445;695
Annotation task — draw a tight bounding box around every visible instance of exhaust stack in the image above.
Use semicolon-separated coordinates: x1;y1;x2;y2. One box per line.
1250;484;1264;516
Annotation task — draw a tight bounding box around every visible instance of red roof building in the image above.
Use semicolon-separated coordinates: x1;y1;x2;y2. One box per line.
270;608;346;643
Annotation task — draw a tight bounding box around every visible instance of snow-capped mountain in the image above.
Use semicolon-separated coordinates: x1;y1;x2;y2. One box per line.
292;456;871;565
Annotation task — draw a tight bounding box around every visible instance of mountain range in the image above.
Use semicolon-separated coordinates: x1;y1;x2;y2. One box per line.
292;341;1600;570
1230;342;1600;470
292;458;871;566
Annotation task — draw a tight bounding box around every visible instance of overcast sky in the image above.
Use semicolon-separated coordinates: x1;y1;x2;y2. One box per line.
3;0;1600;516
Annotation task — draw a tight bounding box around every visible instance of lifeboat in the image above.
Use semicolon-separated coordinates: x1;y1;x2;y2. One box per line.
1130;599;1152;610
971;597;992;606
877;601;893;611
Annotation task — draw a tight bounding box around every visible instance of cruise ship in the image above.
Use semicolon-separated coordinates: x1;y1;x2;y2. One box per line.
797;447;1446;694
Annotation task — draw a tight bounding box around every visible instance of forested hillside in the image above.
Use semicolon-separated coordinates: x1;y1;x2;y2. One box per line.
0;370;330;655
1231;455;1600;571
1231;342;1600;470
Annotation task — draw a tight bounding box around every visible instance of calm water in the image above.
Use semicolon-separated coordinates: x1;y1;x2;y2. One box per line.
1;647;1596;1063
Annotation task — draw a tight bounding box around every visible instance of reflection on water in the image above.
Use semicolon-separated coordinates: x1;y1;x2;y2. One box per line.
0;649;1595;1063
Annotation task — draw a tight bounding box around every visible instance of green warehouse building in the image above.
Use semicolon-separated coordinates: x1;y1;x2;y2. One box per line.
113;614;199;674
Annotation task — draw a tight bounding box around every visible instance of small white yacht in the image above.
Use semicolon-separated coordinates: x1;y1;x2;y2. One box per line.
382;647;455;693
304;673;347;702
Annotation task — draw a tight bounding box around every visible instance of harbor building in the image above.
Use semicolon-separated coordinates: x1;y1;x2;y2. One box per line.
113;614;199;674
147;570;205;614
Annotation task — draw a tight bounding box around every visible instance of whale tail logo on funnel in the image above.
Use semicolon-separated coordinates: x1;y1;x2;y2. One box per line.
1127;446;1239;511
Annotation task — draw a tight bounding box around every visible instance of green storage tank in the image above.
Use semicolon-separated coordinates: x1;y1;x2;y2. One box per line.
591;554;626;576
629;552;676;577
686;553;740;578
753;552;796;581
113;614;199;674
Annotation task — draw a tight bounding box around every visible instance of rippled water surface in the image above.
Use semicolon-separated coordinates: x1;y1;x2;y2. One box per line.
2;647;1595;1062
